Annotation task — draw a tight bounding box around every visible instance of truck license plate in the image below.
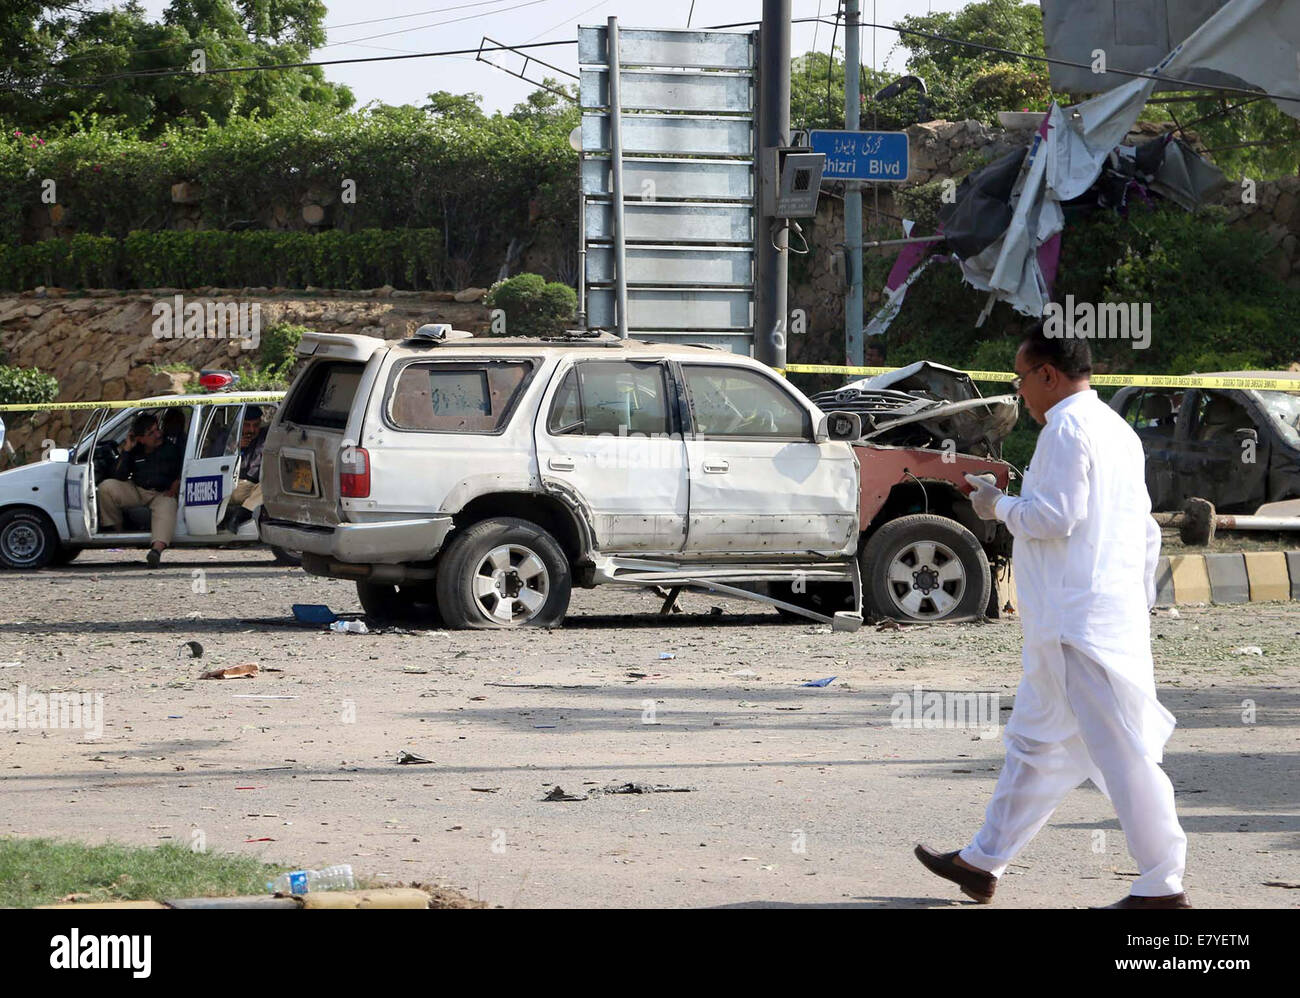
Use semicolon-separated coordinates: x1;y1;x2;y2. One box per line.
285;458;314;494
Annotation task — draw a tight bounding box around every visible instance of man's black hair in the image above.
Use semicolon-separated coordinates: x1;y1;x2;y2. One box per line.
1020;320;1092;379
131;413;158;436
866;340;887;361
244;405;263;421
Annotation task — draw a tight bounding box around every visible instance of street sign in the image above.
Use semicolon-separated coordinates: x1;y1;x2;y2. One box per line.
810;129;909;182
580;24;757;354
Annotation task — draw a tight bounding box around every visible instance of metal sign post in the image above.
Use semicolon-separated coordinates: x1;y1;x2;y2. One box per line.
579;23;759;354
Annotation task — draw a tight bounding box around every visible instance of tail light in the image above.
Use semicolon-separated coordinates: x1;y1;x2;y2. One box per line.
339;446;370;498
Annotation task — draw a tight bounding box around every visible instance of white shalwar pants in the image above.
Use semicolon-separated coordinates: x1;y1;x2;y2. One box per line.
959;646;1186;896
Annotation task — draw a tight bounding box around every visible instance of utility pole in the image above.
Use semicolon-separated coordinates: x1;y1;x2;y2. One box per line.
755;0;790;368
844;0;863;367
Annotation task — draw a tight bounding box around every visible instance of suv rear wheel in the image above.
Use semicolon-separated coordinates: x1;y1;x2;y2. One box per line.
435;517;571;629
861;513;990;623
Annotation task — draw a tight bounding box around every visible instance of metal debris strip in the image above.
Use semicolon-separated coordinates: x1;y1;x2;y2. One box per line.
579;23;757;354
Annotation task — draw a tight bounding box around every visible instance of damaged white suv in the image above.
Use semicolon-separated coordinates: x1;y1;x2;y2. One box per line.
260;327;1011;628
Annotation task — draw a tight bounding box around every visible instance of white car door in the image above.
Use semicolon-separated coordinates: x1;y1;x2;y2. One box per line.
533;358;689;554
678;362;859;556
182;404;244;536
64;407;108;541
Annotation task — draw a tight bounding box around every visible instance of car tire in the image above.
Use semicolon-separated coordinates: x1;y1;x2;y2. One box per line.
435;517;571;629
356;580;444;628
270;545;302;567
861;513;990;623
0;508;59;570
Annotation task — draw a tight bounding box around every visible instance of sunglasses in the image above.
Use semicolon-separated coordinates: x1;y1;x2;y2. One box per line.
1009;362;1047;393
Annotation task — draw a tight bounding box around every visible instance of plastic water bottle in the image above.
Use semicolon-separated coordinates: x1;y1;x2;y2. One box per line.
267;863;355;895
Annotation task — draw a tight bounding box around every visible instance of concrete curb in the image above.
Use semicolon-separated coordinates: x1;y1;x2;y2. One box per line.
35;888;433;910
1156;550;1300;605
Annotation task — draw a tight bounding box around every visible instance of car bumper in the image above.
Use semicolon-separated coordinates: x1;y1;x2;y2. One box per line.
259;515;455;564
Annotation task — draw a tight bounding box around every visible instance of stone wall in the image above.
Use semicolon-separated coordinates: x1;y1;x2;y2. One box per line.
0;288;491;466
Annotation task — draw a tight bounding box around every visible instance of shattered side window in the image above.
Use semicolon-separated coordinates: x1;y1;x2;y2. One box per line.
1259;391;1300;448
684;365;810;439
389;361;533;433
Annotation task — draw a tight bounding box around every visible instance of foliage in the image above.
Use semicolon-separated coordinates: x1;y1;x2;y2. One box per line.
853;204;1300;379
0;1;350;135
484;273;576;338
792;1;1050;132
0;363;58;405
0;228;447;291
257;320;304;371
0;101;578;288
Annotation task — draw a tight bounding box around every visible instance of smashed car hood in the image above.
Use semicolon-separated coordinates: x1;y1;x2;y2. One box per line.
811;361;1018;457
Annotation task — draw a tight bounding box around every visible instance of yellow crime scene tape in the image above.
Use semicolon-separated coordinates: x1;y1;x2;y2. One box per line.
780;365;1300;391
0;392;286;414
2;370;1297;415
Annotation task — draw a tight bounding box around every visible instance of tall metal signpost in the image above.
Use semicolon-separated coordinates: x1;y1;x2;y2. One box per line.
579;20;760;354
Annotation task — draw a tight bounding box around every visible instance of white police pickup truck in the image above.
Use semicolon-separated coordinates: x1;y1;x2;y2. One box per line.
260;327;1014;628
0;379;297;569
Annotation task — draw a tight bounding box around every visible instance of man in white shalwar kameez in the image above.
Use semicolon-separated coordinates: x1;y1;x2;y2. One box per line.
915;328;1189;908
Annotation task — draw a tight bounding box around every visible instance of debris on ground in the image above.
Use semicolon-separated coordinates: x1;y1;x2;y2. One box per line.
292;604;338;625
199;663;259;680
801;676;837;687
594;782;698;794
1231;646;1264;656
395;751;432;765
329;619;369;634
177;640;204;659
543;785;587;801
659;652;676;660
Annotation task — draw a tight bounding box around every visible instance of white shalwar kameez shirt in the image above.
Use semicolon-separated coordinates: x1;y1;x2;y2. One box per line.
959;389;1187;897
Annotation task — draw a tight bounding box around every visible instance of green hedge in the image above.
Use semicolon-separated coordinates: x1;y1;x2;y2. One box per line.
0;229;444;291
0;105;578;289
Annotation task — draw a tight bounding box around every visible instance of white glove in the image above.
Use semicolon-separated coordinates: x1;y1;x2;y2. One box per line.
964;472;1004;521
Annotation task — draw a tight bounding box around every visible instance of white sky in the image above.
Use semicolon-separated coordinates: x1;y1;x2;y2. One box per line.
127;1;975;112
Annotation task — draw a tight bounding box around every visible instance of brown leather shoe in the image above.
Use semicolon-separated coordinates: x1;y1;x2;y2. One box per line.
914;844;997;903
1098;892;1192;909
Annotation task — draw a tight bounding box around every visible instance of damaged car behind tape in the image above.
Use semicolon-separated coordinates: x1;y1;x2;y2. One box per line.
259;328;1016;628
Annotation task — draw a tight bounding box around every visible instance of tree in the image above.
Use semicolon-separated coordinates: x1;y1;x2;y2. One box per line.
0;1;352;134
423;90;486;122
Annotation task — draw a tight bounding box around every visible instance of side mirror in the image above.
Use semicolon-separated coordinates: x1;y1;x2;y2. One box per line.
822;411;862;442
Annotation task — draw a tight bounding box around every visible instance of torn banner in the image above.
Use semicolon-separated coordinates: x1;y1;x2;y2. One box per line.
953;0;1300;318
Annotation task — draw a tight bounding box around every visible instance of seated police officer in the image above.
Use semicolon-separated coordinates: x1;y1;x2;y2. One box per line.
97;413;183;568
219;406;268;532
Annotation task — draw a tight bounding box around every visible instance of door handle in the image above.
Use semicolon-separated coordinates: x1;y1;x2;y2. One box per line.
219;464;230;472
548;457;575;472
703;460;729;473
